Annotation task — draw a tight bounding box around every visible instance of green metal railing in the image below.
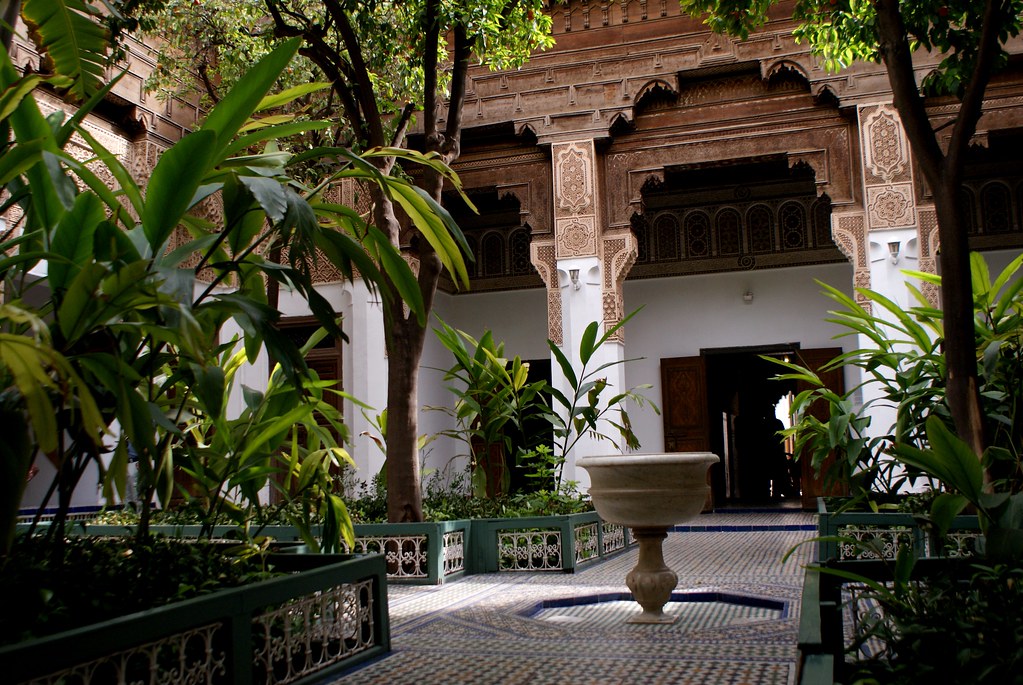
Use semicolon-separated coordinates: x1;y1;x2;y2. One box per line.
470;512;631;573
1;553;389;685
816;497;981;562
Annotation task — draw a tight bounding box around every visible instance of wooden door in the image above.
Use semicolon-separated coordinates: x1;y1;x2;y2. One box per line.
661;356;714;509
794;347;846;508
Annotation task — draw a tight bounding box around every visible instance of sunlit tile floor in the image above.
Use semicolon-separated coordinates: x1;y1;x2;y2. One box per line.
328;510;817;685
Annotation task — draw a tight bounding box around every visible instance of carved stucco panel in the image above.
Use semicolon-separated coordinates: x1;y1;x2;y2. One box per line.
917;206;940;306
530;239;563;345
832;212;872;310
867;183;916;229
556;217;598;258
554;141;594;217
862;105;910;184
600;231;638;342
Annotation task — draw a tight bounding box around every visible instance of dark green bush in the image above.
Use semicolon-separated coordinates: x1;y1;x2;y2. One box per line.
848;564;1023;685
0;535;271;646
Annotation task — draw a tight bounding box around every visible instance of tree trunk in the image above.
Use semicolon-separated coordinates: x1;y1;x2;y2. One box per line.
933;178;987;457
384;298;425;522
874;0;991;459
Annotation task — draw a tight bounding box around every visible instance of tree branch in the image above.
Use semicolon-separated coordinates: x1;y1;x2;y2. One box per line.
422;0;441;144
945;0;1005;181
390;102;416;148
873;0;945;185
322;0;386;147
443;24;472;161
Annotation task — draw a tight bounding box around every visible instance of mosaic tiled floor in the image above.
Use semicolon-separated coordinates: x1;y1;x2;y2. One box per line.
329;510;817;685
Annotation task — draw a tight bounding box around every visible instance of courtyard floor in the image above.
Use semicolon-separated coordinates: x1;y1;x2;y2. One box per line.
328;509;817;685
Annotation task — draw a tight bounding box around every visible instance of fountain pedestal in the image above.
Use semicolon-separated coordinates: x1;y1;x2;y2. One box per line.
625;527;678;623
578;453;719;625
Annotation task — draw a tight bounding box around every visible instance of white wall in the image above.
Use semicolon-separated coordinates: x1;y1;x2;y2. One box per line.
622;262;857;452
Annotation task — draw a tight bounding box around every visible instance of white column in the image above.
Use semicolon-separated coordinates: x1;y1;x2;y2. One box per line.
547;139;636;490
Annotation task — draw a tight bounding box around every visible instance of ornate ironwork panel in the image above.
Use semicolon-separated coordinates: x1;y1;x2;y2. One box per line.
602;522;627;554
497;529;563;571
838;526;913;560
928;531;981;559
443;531;465;575
573;523;599;563
33;623;227;685
343;535;429;579
252;579;376;685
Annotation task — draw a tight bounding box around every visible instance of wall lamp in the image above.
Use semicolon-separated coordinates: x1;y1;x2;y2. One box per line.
888;240;901;265
569;268;581;290
742;290;754;304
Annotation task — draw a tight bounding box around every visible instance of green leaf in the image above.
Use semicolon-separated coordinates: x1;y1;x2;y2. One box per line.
239;176;288;223
0;75;47;122
141;130;217;249
21;0;110;100
255;81;332;112
894;417;984;502
48;190;104;292
200;38;301;161
929;492;969;538
578;321;598;365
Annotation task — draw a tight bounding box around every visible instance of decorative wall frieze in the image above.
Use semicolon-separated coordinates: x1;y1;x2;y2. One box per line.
604;125;856;229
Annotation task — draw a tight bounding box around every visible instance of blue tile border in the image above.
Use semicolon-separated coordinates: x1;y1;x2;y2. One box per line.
525;591;787;616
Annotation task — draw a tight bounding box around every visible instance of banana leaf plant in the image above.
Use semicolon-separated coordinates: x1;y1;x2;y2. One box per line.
546;309;659;488
0;35;470;559
430;318;548;498
768;252;1023;506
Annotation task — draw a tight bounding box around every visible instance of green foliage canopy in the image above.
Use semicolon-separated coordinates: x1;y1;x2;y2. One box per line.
681;0;1023;95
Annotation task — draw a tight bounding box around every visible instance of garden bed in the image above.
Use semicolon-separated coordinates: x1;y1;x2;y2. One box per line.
796;557;1022;685
816;496;981;562
0;549;389;685
75;512;632;584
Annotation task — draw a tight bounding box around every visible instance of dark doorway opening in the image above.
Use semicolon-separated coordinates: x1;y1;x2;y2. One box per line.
704;345;799;506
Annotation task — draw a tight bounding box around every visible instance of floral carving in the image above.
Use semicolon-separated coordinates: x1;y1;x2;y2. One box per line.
556;142;593;215
864;106;909;182
868;185;914;228
557;218;596;258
